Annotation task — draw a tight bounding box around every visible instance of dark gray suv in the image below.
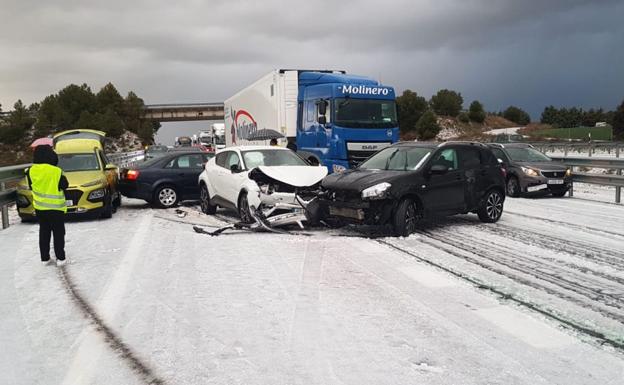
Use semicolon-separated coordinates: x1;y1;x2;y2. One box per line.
487;143;572;197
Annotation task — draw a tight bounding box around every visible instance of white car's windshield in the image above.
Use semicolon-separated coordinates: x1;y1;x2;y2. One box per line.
359;147;431;171
242;149;308;168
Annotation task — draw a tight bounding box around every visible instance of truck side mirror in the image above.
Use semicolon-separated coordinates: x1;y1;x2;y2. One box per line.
318;116;327;125
316;99;327;116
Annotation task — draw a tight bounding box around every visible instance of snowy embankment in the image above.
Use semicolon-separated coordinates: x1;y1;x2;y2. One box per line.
1;198;623;384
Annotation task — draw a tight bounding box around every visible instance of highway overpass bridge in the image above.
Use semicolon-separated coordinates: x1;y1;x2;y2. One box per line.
142;102;224;122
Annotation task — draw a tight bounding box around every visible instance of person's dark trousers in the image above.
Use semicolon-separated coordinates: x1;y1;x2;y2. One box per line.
35;210;66;262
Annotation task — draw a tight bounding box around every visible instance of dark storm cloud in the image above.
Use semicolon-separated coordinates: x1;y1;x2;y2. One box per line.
1;0;622;118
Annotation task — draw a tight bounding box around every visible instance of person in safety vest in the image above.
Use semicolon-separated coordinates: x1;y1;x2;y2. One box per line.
27;145;69;267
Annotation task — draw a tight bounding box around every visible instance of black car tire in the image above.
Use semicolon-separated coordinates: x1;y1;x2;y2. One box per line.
478;189;504;223
200;184;217;215
101;193;113;219
238;191;253;224
393;198;421;237
551;190;568;197
154;185;179;208
506;176;520;197
113;193;122;208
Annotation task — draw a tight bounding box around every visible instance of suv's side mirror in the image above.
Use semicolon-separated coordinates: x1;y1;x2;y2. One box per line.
429;164;449;175
230;164;241;173
105;164;117;171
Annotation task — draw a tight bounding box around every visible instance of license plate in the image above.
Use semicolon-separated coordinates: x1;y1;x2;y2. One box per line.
329;206;365;220
548;179;564;185
527;184;547;192
65;200;74;206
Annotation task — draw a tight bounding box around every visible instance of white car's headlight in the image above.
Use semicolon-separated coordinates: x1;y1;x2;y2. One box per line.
521;166;539;177
88;189;105;200
332;164;347;174
362;182;392;200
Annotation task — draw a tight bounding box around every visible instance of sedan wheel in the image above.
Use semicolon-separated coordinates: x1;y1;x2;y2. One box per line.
478;190;504;223
506;176;520;197
156;186;178;208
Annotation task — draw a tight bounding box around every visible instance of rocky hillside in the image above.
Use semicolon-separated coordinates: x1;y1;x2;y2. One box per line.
436;115;519;141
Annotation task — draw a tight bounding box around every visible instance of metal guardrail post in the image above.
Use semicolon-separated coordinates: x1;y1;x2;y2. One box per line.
1;182;8;229
617;147;621;204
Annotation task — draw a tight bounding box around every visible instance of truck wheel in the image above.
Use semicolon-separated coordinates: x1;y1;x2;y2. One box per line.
200;184;217;214
506;176;520;197
101;194;113;219
477;189;504;223
154;185;179;208
238;191;253;224
393;198;421;237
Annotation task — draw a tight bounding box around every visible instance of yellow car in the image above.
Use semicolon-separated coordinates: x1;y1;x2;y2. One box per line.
17;135;121;221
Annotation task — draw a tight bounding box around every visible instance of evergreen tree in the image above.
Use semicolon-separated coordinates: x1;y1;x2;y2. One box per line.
468;100;486;123
430;89;463;117
396;90;428;134
415;110;441;140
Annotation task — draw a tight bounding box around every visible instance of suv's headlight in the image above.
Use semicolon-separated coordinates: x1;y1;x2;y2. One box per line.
88;189;105;200
521;166;539;177
332;164;347;174
565;168;572;177
362;182;391;200
82;179;105;188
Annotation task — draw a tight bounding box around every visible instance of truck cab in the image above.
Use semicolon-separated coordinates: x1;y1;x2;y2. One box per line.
296;71;399;173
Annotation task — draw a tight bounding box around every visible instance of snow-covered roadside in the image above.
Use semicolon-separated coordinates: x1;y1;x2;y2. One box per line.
1;198;624;384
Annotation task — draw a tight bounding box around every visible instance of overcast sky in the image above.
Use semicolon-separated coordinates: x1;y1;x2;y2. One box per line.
1;0;623;129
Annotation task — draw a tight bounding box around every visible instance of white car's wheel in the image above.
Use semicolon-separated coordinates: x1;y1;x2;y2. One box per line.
238;191;253;223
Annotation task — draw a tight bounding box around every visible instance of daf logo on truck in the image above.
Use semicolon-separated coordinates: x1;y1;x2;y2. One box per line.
341;85;390;96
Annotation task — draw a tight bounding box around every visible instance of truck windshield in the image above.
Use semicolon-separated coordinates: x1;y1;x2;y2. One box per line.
359;147;431;171
214;135;225;145
334;99;397;128
242;149;308;168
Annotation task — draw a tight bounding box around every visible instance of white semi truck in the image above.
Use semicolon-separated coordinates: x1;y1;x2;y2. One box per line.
224;69;399;173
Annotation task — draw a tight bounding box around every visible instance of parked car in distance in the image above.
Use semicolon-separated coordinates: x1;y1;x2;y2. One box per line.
198;146;327;226
17;137;121;221
487;143;572;197
119;151;214;207
144;145;169;159
318;142;506;236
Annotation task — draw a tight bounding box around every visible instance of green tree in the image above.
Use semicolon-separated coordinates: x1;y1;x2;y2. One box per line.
458;112;470;123
0;100;35;143
503;106;531;125
122;91;145;134
613;99;624;140
468;100;486;123
415;110;441;140
56;83;97;128
541;105;558;125
35;95;66;137
396;90;428;134
99;109;125;138
430;89;463;117
96;83;124;115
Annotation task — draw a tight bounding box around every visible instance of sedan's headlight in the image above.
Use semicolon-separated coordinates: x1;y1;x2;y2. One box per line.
82;179;105;188
565;168;572;177
521;166;539;177
362;182;392;200
88;189;105;200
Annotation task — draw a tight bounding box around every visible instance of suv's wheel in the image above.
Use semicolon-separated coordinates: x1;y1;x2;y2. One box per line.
200;184;217;214
478;189;504;223
154;185;179;208
506;176;520;197
101;193;113;219
113;193;122;209
238;191;253;223
393;198;422;237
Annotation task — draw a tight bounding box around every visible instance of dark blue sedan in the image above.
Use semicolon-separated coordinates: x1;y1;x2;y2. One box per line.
119;151;214;208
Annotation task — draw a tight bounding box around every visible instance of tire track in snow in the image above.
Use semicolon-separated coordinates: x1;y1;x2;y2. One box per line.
375;239;624;352
505;211;624;239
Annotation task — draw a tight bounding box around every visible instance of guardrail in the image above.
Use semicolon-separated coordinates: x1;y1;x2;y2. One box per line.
550;156;624;203
533;142;623;157
0;150;145;229
0;163;32;229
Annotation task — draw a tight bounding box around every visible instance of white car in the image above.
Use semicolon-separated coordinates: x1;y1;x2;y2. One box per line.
198;146;328;227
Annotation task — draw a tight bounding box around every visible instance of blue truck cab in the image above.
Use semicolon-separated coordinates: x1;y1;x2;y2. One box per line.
295;71;399;173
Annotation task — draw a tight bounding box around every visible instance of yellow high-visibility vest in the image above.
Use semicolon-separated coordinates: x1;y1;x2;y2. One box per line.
29;164;67;213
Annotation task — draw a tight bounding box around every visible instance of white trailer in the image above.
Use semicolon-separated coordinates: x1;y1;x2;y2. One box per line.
224;70;298;147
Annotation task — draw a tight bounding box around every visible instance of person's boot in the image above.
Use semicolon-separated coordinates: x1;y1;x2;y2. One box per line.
41;259;51;266
56;259;66;267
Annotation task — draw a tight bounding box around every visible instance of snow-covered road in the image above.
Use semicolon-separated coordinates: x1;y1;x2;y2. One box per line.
1;196;623;385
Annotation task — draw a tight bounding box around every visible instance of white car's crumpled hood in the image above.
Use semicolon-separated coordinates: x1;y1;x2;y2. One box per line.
256;166;328;187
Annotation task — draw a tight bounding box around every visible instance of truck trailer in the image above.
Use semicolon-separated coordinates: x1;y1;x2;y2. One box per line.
224;69;399;173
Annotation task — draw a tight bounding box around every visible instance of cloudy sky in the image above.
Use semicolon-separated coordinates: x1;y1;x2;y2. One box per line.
1;0;623;129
